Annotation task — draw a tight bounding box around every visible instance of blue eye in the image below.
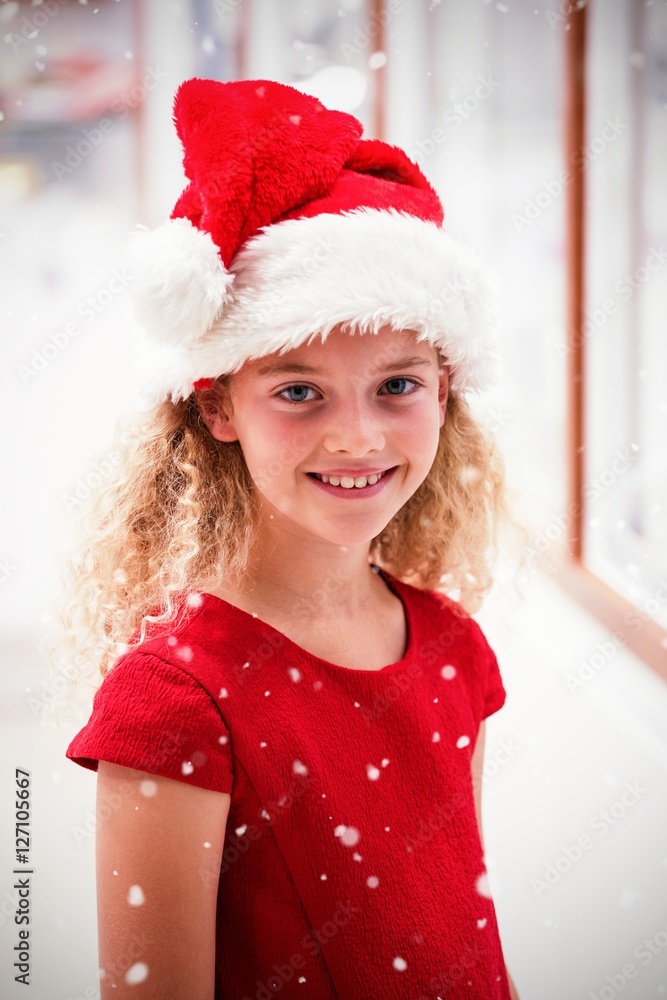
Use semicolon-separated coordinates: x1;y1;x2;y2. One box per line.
277;378;418;405
382;378;418;395
278;384;317;403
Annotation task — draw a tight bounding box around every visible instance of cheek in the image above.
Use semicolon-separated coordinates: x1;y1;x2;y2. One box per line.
239;413;311;478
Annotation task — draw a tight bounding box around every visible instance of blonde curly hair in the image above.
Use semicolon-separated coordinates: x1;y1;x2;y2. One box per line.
42;343;531;725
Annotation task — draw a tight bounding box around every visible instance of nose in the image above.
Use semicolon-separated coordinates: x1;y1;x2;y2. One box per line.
322;394;386;456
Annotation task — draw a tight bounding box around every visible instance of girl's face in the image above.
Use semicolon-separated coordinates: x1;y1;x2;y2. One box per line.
203;325;448;548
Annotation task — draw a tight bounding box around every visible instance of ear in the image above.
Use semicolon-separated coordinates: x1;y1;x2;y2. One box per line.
197;383;239;443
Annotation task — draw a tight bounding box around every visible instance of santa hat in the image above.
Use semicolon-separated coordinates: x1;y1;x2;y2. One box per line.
125;77;502;407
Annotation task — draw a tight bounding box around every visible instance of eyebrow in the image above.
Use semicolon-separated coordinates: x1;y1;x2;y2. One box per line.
255;355;435;377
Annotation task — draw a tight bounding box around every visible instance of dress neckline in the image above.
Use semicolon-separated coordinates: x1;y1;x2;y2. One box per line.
199;566;416;675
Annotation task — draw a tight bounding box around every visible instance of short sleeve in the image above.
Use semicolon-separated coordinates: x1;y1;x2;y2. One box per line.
481;642;507;721
65;651;234;794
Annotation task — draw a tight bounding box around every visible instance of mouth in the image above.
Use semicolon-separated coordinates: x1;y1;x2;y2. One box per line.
307;468;394;490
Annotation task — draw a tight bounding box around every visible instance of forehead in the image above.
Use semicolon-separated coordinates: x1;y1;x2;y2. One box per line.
245;324;439;378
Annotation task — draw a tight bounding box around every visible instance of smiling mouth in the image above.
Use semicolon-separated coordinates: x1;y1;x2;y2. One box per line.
308;469;391;489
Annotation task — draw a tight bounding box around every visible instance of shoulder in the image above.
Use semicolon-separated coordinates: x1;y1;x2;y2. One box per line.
118;590;253;693
414;580;491;643
390;572;474;634
67;599;238;792
389;572;494;665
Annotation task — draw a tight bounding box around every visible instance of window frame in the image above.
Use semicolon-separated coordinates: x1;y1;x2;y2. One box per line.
557;2;667;681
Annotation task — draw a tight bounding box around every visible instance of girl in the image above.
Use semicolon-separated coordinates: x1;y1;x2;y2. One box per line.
58;77;527;999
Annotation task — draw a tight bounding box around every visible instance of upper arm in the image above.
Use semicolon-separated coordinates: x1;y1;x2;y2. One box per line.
95;761;231;1000
471;720;486;854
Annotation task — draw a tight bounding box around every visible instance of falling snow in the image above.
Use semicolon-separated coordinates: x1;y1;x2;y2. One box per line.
367;875;380;888
334;824;360;847
441;664;457;680
181;761;194;775
456;735;471;749
288;667;302;682
369;51;387;69
139;779;157;797
476;872;492;898
293;760;308;776
393;956;408;971
125;962;149;985
127;884;145;906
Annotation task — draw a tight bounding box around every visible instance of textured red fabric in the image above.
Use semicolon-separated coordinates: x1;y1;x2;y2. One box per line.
66;568;510;999
169;77;443;270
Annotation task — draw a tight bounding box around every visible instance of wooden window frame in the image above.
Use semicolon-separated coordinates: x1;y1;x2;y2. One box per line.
556;3;667;681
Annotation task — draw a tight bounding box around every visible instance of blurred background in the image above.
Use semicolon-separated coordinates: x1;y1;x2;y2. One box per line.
0;0;666;997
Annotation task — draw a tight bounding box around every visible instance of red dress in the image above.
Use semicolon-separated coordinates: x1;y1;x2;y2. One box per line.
66;567;511;999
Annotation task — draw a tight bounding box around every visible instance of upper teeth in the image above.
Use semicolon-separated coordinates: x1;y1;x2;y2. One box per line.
314;471;386;488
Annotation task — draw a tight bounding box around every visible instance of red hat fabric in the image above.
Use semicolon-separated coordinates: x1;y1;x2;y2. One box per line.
124;77;502;407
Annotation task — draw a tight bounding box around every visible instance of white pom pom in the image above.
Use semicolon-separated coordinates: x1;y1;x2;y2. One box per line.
124;217;234;348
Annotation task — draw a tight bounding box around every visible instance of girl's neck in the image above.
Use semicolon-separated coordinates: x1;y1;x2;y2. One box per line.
205;524;383;622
